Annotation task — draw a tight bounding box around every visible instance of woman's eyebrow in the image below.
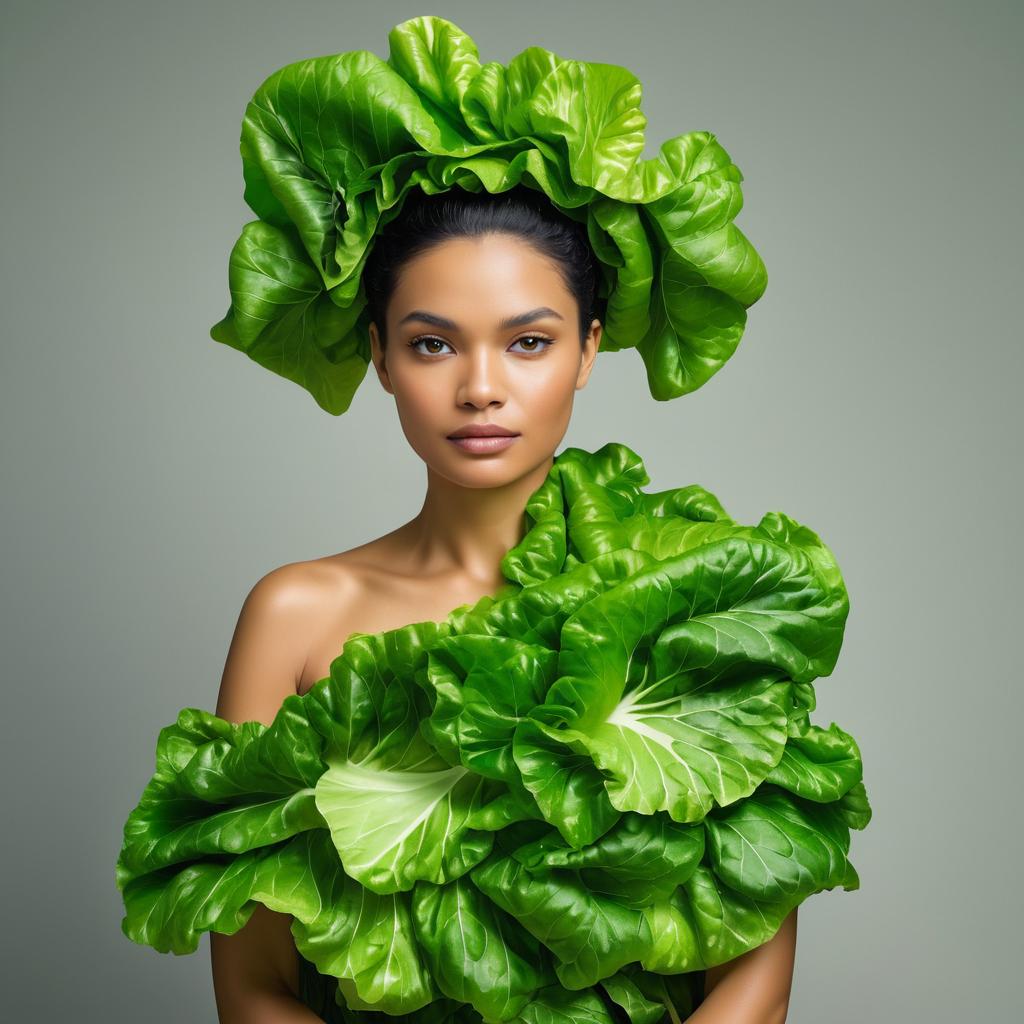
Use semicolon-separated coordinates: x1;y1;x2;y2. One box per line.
398;306;565;330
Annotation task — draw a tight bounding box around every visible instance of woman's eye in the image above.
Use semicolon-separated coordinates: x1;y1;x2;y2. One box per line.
409;336;453;356
408;335;554;356
509;335;554;354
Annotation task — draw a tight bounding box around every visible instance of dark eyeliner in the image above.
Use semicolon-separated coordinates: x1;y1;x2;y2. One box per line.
407;334;555;354
407;335;452;354
510;334;555;352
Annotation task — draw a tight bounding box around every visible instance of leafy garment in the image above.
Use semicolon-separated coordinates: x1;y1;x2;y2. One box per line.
116;442;870;1023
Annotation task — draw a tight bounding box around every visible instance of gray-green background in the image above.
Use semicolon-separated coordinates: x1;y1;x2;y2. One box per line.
2;0;1018;1019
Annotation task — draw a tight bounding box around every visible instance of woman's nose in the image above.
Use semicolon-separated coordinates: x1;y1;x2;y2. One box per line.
456;346;506;408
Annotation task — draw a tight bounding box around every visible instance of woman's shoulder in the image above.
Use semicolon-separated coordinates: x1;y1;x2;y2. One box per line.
259;536;412;696
248;552;362;614
252;524;411;609
247;547;382;651
214;563;316;725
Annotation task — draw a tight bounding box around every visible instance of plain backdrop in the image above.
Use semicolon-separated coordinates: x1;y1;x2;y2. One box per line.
2;0;1019;1020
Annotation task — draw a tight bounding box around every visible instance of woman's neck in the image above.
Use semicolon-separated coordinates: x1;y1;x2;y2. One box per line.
402;454;555;586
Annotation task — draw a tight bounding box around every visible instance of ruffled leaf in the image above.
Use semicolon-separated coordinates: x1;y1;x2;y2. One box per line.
470;840;654;990
411;877;552;1021
704;787;858;902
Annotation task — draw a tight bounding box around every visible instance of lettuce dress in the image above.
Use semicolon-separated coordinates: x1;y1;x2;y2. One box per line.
116;441;870;1024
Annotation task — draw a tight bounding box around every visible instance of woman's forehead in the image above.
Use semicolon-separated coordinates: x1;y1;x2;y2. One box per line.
390;236;575;321
397;305;568;333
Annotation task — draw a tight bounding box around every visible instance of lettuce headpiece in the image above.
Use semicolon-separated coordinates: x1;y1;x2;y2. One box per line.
210;15;767;414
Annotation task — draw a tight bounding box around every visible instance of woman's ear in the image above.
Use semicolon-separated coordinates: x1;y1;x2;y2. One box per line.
575;318;602;390
369;322;395;395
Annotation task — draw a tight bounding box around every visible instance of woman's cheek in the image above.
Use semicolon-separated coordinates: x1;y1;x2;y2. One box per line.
395;366;445;422
529;364;578;422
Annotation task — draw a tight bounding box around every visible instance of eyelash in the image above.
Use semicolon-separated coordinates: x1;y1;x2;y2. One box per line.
407;334;555;356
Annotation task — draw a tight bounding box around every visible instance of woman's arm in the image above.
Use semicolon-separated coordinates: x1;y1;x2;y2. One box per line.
688;908;798;1024
210;566;328;1024
211;904;321;1023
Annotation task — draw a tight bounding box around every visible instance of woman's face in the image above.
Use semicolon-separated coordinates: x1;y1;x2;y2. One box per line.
368;232;601;488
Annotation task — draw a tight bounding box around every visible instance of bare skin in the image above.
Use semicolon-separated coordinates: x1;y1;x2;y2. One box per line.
210;232;796;1023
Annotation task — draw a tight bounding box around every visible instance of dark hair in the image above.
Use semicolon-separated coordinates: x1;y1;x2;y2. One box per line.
362;184;604;348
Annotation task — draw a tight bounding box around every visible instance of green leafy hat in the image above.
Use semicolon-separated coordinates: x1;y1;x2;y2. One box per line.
210;15;768;415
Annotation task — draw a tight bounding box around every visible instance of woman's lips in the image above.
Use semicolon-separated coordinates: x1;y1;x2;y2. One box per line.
447;434;520;453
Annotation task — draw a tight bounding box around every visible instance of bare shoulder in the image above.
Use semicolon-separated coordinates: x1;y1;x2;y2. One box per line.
293;537;411;695
208;556;369;1013
249;557;360;619
296;527;493;695
215;556;364;725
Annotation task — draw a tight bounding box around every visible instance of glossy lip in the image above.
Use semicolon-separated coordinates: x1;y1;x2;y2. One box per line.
447;434;519;454
447;423;519;438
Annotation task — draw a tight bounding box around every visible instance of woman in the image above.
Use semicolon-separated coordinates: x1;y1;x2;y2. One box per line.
118;16;866;1023
208;185;797;1023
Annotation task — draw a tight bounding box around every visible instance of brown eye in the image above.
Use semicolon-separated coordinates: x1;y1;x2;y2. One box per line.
409;336;452;355
510;335;554;354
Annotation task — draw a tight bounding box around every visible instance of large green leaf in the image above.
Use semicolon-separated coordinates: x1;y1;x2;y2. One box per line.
210;221;370;416
534;811;704;907
511;717;621;848
310;630;494;894
641;864;798;972
121;830;438;1015
411;877;552;1021
315;756;493;894
518;985;617;1024
765;719;864;802
542;672;793;824
599;973;666;1024
704;787;860;902
471;837;654;990
422;635;558;781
